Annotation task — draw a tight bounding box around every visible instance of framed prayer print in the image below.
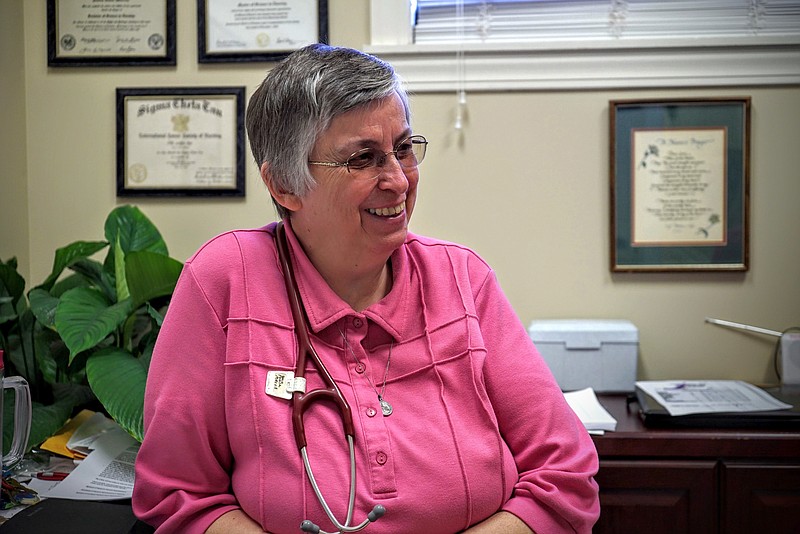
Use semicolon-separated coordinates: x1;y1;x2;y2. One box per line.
610;98;751;272
116;87;246;197
197;0;328;63
47;0;176;67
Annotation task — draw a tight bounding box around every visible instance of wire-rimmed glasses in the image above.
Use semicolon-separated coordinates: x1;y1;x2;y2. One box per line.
308;135;428;180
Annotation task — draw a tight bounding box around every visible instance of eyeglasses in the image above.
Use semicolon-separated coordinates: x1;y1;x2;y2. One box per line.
308;135;428;179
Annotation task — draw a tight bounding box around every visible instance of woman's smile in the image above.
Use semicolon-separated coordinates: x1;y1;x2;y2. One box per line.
367;201;406;217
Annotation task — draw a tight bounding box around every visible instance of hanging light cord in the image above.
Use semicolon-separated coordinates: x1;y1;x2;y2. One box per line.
454;0;466;131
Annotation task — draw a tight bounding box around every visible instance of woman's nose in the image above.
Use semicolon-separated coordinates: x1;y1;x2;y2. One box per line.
376;155;409;190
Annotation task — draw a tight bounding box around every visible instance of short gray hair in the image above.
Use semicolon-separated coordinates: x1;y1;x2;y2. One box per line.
246;44;410;219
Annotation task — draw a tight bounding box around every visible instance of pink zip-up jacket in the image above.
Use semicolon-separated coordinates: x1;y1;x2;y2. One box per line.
133;222;599;533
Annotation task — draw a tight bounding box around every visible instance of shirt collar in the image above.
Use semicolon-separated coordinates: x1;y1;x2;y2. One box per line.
283;220;412;341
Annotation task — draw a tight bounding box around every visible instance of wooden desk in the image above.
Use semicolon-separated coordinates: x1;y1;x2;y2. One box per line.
592;395;800;534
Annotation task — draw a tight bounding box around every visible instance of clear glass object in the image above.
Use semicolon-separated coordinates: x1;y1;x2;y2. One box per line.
0;350;32;469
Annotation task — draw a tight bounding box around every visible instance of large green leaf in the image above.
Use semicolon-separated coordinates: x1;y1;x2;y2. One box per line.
126;251;183;310
114;238;130;303
5;309;37;385
28;288;59;329
68;258;116;302
146;302;165;328
0;297;17;326
37;241;108;292
86;347;146;441
51;272;90;298
137;332;157;372
55;287;132;361
31;325;60;385
0;260;26;312
105;205;168;257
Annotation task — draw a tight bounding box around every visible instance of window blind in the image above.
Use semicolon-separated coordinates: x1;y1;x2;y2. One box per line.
413;0;800;44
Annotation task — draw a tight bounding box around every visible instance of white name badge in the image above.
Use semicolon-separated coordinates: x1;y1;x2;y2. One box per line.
265;371;306;400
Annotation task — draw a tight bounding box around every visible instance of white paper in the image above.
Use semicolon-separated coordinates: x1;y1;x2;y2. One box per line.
636;380;793;416
65;411;121;456
29;428;139;500
563;387;617;432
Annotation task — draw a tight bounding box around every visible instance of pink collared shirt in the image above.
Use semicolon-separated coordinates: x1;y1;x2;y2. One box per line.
133;221;599;533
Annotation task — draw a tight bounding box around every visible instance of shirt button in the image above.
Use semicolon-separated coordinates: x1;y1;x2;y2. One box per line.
366;407;377;417
375;451;388;465
353;317;363;328
355;363;366;373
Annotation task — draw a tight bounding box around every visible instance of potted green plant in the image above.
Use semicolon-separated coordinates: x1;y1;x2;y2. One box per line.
0;205;182;450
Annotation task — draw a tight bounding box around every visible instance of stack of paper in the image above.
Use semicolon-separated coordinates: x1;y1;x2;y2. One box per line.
65;412;122;459
39;409;95;459
635;380;793;416
28;413;139;501
563;387;617;434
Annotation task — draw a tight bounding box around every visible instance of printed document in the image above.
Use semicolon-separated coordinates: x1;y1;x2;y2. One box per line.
27;426;138;500
635;380;793;416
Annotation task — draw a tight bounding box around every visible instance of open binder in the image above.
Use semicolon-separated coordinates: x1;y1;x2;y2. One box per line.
636;384;800;429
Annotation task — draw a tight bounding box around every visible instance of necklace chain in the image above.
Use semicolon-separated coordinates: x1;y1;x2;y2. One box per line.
337;325;393;416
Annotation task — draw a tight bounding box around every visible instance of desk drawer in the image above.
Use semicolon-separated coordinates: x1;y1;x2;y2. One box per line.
594;459;717;534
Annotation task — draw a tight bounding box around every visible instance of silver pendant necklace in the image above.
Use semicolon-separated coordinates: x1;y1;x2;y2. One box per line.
338;326;393;417
378;396;393;417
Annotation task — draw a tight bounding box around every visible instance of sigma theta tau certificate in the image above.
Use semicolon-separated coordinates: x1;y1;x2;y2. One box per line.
123;93;239;191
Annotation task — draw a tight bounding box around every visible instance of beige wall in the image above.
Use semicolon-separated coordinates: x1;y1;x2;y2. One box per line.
2;0;799;385
1;0;29;276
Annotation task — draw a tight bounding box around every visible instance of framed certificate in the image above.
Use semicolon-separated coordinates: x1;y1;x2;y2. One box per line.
197;0;328;63
610;98;751;272
47;0;176;67
116;87;246;197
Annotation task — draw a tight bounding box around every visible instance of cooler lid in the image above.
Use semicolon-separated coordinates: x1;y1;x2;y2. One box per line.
528;319;638;349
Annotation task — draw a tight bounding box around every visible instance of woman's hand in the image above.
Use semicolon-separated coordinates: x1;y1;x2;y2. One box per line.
462;511;534;534
205;509;266;533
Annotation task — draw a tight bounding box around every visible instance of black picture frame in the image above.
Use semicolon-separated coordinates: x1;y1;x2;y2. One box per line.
610;98;751;272
47;0;176;67
116;87;246;198
197;0;328;63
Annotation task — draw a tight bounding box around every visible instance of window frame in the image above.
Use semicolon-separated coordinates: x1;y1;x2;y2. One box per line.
367;0;800;92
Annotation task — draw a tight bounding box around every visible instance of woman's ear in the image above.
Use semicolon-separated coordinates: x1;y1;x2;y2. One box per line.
261;162;302;213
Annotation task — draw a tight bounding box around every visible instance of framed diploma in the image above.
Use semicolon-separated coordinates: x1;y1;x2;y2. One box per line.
197;0;328;63
47;0;176;67
610;98;751;272
116;87;246;197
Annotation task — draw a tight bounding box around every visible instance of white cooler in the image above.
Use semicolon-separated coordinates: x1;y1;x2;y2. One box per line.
528;319;638;393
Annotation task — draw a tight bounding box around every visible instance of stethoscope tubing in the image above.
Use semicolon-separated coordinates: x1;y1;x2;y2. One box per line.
275;222;355;446
275;222;386;533
299;436;370;534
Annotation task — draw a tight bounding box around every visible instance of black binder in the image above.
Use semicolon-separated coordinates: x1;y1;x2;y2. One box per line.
0;499;154;534
636;384;800;429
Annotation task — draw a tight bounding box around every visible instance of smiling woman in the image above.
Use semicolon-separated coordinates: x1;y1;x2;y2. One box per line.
132;43;599;534
279;92;420;300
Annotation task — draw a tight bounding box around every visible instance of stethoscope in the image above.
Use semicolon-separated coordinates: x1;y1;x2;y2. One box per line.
275;221;386;534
